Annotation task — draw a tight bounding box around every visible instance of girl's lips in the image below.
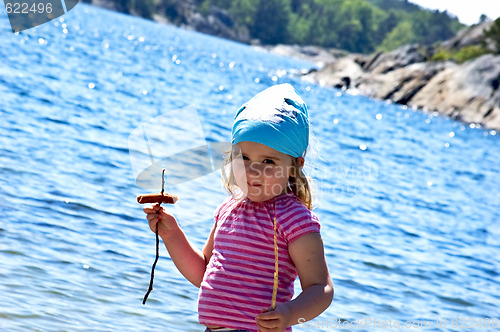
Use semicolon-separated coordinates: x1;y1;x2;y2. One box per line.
247;182;262;187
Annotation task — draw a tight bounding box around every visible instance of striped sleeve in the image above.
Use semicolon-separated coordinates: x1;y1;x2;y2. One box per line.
278;200;321;244
213;195;233;221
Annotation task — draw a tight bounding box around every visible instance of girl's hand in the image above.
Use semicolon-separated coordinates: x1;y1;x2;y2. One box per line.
143;203;180;240
255;303;291;332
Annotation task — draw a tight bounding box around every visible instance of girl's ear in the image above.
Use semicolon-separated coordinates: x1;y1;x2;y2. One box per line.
289;157;304;180
296;157;305;168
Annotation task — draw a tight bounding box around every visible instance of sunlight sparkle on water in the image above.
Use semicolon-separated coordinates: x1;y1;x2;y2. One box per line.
2;6;498;329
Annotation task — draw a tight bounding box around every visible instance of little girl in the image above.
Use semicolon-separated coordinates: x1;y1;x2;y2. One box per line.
144;84;333;332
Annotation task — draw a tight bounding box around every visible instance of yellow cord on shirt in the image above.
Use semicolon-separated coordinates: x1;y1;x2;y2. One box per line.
271;216;279;310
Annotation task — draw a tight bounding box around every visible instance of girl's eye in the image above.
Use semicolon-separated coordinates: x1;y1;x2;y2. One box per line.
242;155;249;160
263;159;275;164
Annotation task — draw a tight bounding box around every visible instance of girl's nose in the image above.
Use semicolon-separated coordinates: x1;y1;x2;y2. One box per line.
246;161;261;177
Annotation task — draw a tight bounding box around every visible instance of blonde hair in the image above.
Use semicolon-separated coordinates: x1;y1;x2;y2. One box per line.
221;149;314;210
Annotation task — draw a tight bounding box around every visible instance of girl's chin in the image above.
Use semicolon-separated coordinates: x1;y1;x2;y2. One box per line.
246;195;268;202
245;188;284;202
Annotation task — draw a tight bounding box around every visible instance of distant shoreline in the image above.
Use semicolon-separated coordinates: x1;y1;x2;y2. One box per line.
261;26;500;131
82;2;500;131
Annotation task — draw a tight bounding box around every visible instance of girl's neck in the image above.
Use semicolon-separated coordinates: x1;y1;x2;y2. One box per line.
243;192;293;205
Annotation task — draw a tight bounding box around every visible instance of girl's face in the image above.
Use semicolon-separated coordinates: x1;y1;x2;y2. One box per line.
233;141;296;202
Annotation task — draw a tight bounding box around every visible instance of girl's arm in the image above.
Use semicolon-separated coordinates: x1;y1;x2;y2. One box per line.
144;203;216;287
256;232;333;331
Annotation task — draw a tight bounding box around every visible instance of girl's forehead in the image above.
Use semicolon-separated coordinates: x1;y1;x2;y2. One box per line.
237;141;286;157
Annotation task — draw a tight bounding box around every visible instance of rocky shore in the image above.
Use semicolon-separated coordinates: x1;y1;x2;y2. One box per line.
268;23;500;131
85;1;499;130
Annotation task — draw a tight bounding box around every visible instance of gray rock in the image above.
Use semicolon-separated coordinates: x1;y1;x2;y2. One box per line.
260;44;344;66
363;44;427;74
410;54;500;129
303;56;364;89
355;61;450;104
300;22;500;131
440;20;494;51
184;7;249;43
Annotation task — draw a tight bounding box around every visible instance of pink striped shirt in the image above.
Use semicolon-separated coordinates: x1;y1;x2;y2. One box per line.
198;192;321;331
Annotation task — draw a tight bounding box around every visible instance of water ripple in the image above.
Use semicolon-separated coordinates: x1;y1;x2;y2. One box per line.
0;4;499;331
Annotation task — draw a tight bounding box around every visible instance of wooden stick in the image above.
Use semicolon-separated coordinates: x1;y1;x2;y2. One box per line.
141;169;176;305
143;222;160;305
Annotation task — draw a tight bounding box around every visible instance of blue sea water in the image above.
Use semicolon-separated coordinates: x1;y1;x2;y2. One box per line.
0;4;499;332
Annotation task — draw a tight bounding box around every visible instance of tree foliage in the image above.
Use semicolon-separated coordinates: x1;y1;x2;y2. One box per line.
250;0;291;44
430;18;500;63
484;18;500;54
104;0;466;53
200;0;464;52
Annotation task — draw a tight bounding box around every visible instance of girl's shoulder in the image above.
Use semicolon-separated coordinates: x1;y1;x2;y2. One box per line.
276;193;315;214
276;193;320;224
213;195;238;220
275;195;321;244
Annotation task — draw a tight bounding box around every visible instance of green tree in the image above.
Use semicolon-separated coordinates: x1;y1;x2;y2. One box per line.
410;10;455;46
228;0;258;27
286;0;318;45
424;10;456;44
307;0;344;47
484;18;500;54
101;0;465;53
379;21;416;51
287;10;313;45
334;0;378;53
250;0;291;44
207;0;232;8
375;11;399;44
158;0;182;23
134;0;156;19
454;45;488;62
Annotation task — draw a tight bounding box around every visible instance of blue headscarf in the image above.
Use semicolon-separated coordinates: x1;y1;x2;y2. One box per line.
231;84;309;158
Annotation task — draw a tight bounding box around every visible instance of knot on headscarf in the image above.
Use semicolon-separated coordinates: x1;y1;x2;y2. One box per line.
231;84;309;158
